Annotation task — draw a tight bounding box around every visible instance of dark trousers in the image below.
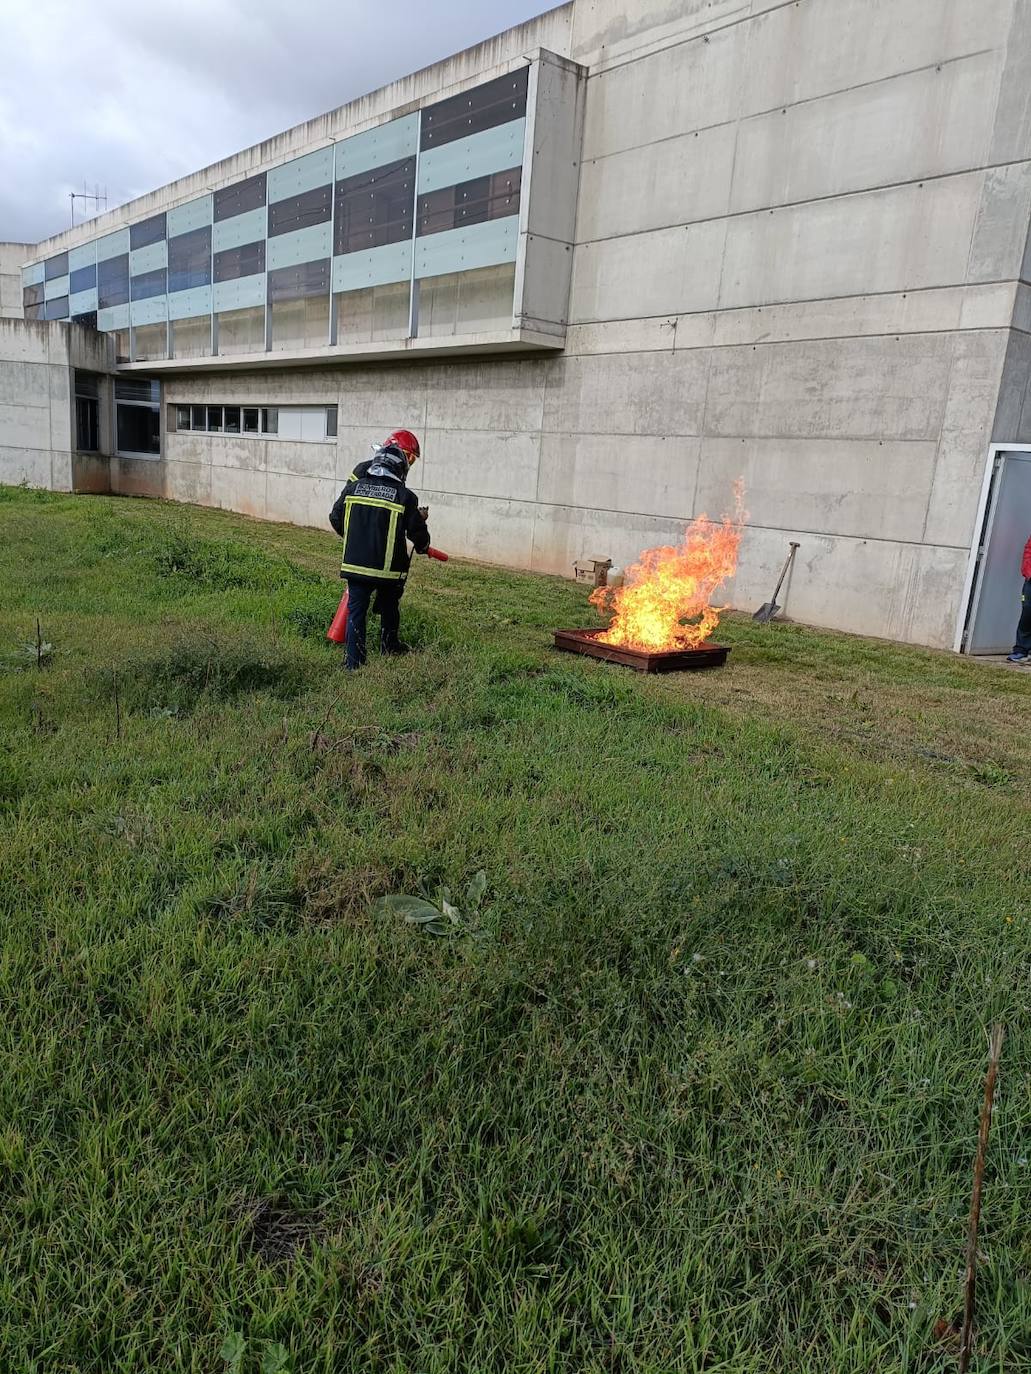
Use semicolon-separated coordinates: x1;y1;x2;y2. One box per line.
1014;578;1031;655
344;578;402;670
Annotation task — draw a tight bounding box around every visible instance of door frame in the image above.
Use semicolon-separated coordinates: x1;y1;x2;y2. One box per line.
953;442;1031;653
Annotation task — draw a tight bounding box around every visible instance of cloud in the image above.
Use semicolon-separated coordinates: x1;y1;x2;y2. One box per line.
0;0;554;244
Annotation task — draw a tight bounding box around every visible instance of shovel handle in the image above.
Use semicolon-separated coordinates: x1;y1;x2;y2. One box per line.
770;542;800;603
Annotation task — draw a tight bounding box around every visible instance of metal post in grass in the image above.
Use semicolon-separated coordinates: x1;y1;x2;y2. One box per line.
959;1023;1005;1373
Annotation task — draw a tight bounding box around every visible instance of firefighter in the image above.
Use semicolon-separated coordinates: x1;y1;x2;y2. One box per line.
329;429;430;670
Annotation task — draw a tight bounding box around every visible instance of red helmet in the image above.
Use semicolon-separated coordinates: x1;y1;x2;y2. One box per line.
386;429;420;464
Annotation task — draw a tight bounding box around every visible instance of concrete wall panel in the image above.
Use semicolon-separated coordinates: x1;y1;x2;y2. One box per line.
536;431;700;519
0;445;53;487
425;358;546;433
576;122;736;241
703;335;954;441
417;488;536;567
266;438;337;481
424;427;540;502
730;52;1002;216
696;436;939;543
923;330;1010;548
569;217;726;322
720;174;984;309
265;471;338;528
543;350;709;436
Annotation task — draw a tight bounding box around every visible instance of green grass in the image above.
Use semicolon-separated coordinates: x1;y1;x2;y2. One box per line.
0;484;1029;1374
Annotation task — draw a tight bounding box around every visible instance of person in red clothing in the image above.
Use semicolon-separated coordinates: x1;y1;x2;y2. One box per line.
1008;535;1031;662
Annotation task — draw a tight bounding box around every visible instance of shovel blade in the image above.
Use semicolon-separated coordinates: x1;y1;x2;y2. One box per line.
752;600;781;623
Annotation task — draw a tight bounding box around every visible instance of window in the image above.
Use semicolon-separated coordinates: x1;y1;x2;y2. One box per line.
216;305;265;354
334;281;410;345
416;261;516;338
213;172;266;222
44;251;70;280
417;167;521;237
132;322;168;362
69;264;97;294
74;372;100;452
168;226;212;293
267;183;332;237
129;213;166;249
115;378;161;457
98;255;130;309
170;315;211;359
334;158;414;255
73;311;98;331
23;282;44;308
171;404;334;441
131;268;167;300
44;296;69;321
213;241;265;282
268;260;331;351
420;68;528;150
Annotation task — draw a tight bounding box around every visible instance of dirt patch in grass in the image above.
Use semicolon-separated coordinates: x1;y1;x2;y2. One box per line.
239;1196;319;1265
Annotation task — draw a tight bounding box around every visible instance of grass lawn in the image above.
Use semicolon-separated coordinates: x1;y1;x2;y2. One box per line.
1;484;1029;1374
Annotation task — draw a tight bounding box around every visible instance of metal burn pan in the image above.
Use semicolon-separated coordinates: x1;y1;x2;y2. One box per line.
553;629;730;673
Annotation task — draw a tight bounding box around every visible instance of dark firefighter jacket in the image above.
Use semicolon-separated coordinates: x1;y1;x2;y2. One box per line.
328;445;430;581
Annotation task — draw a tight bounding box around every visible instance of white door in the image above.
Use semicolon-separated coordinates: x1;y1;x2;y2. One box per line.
963;449;1031;653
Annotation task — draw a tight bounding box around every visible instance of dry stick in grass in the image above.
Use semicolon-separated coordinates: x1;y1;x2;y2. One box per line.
112;669;121;742
958;1023;1005;1374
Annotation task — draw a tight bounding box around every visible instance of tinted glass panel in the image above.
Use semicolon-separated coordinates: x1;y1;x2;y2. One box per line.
130;213;166;249
262;408;278;434
131;268;166;300
224;406;241;434
24;303;44;322
115;378;160;402
23;283;44;307
45;251;69;280
420;69;528;151
334;157;415;255
243;407;259;433
326;405;337;437
76;396;99;452
44;296;69;320
72;311;99;331
117;404;160;455
267;259;330;302
74;371;100;398
213;240;265;282
69;264;97;294
176;405;192;430
268;183;332;237
192;405;206;430
213;172;266;222
98;255;130;308
417;167;521;237
167;226;211;292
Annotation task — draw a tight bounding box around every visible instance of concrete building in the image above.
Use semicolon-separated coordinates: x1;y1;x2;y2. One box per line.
4;0;1031;652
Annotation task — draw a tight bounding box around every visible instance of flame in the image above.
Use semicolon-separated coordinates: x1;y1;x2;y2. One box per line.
590;481;746;651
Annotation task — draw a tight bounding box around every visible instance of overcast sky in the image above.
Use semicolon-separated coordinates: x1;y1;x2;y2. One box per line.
0;0;555;245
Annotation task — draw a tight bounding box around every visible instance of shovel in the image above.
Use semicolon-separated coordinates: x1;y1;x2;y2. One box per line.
753;542;800;623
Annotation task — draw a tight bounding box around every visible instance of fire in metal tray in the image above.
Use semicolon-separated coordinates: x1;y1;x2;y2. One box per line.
553;629;730;673
556;481;744;671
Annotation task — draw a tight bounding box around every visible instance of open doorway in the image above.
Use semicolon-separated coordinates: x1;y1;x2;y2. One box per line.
956;445;1031;654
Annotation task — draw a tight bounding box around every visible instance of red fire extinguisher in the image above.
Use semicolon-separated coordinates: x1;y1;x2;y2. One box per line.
326;547;449;644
